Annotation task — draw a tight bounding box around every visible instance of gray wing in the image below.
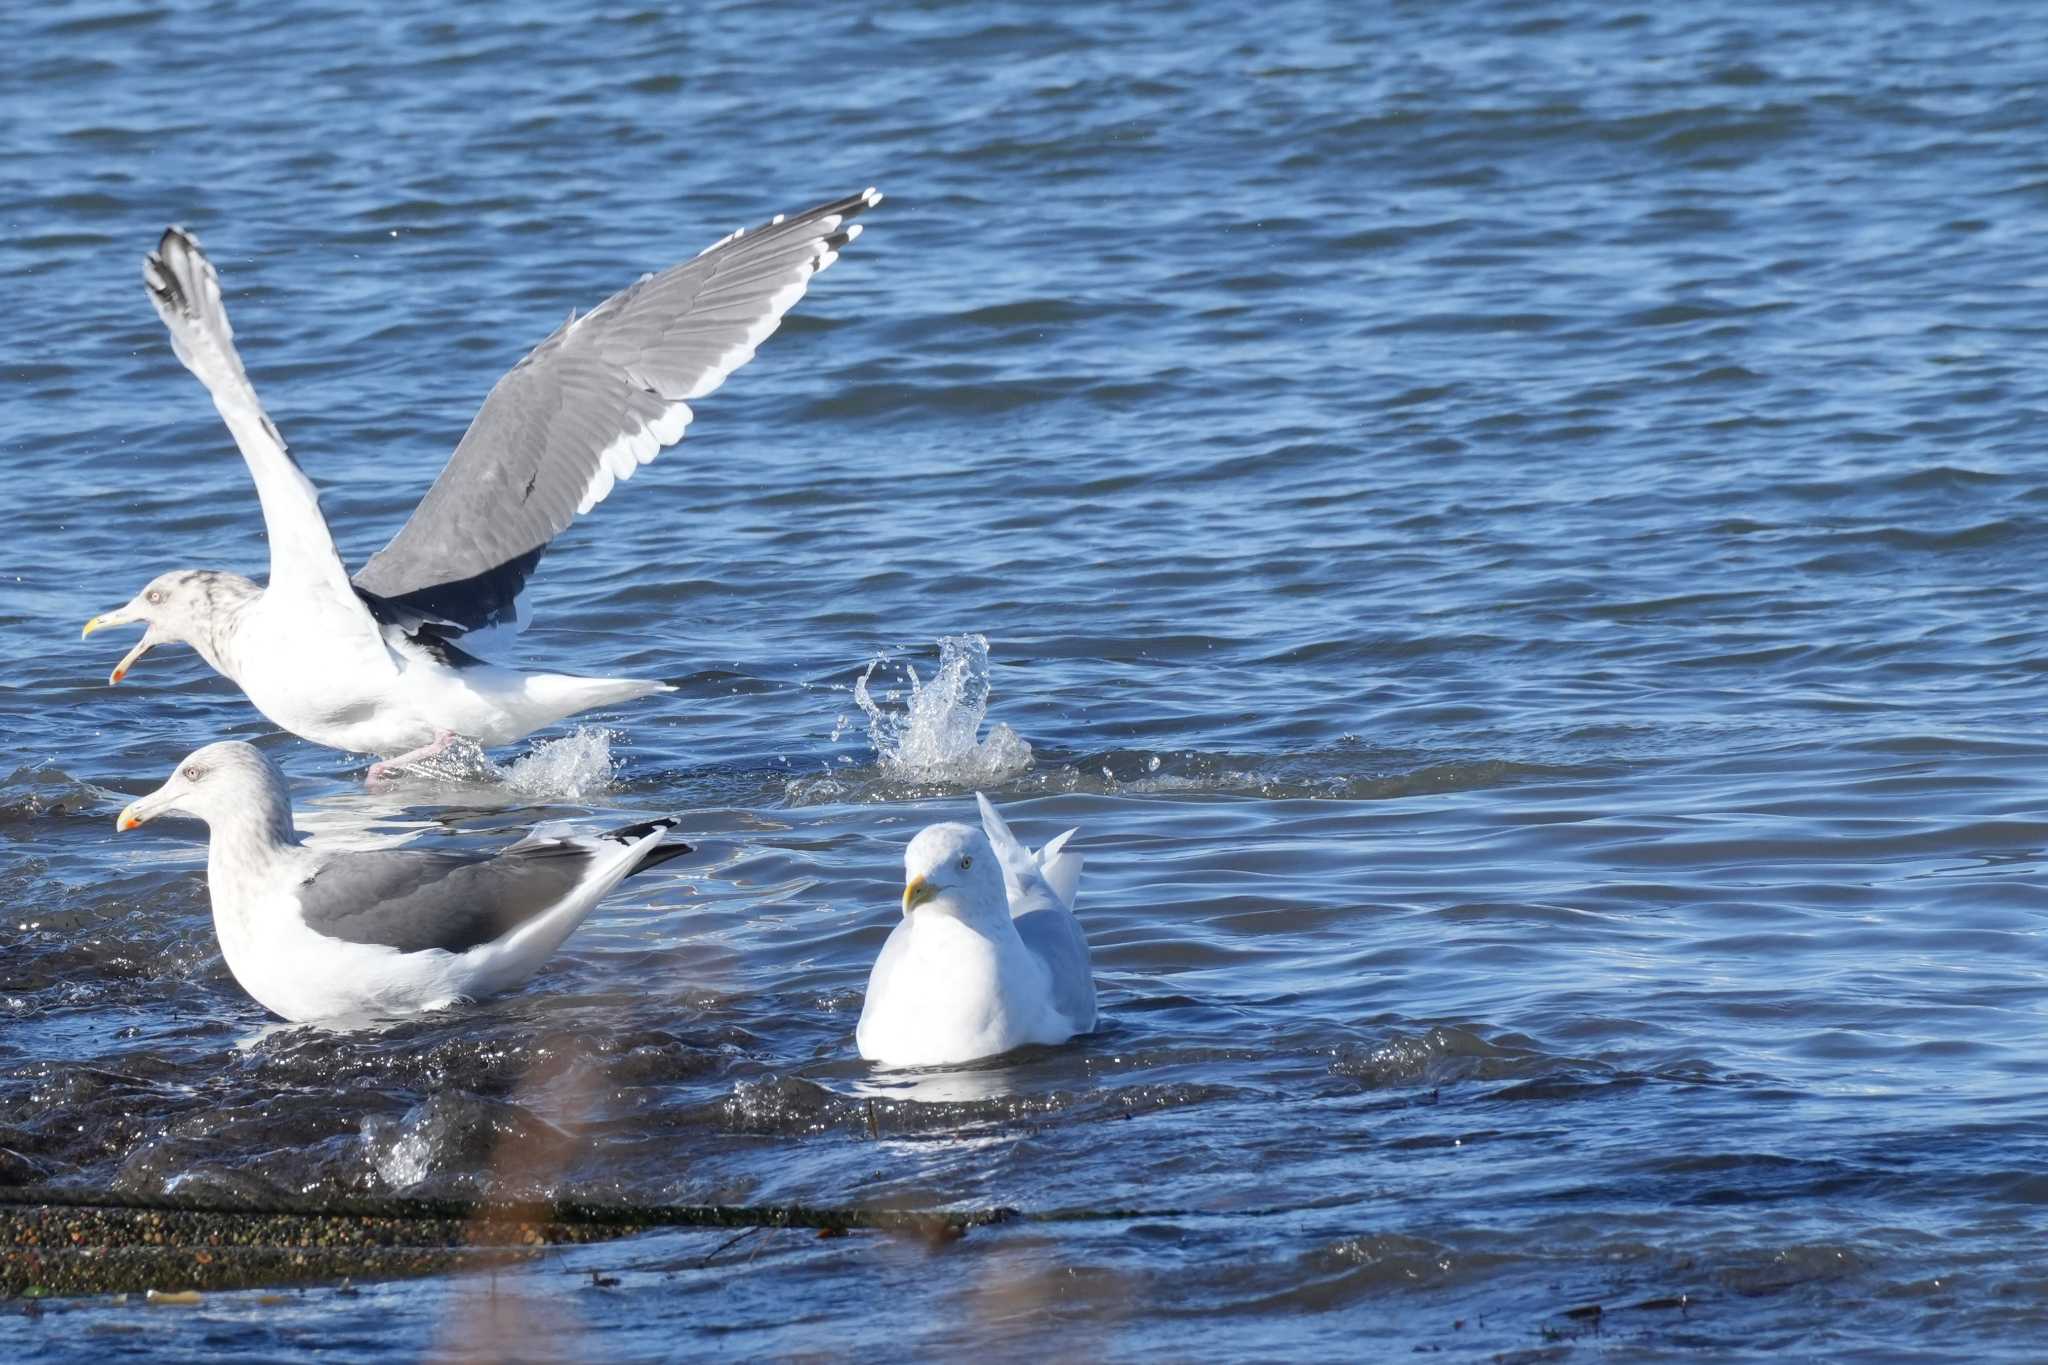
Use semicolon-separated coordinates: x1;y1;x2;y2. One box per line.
294;844;595;955
1014;907;1096;1031
351;187;883;637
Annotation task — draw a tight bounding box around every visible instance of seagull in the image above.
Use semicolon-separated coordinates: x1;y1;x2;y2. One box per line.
84;188;883;783
115;740;691;1023
856;794;1094;1067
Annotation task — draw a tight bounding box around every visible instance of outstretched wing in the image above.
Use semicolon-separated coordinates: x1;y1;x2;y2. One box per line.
144;229;354;602
351;187;884;638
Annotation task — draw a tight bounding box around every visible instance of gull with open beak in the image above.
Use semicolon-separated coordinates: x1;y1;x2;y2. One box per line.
88;187;882;783
116;740;693;1022
84;571;248;686
856;794;1094;1068
81;601;161;686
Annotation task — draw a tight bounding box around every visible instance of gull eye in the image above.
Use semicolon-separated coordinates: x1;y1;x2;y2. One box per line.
146;590;163;605
182;765;203;782
959;854;973;871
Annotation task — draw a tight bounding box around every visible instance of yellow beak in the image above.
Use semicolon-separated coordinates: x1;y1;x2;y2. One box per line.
902;875;935;915
115;779;180;833
83;609;154;685
81;611;130;640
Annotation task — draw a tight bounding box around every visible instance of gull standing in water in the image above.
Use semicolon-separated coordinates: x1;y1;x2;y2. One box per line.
857;795;1095;1067
115;741;691;1022
84;189;883;783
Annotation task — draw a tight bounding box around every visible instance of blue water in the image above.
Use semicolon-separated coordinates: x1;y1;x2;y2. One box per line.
5;0;2048;1358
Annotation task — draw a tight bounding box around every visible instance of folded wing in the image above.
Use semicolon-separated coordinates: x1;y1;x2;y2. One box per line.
351;187;883;638
976;793;1094;1031
295;845;596;955
298;817;691;955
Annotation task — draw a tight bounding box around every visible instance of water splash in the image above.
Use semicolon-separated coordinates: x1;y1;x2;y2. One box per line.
503;728;621;799
851;634;1034;786
382;727;621;800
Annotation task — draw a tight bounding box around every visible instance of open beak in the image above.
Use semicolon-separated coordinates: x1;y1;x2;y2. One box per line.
82;609;156;685
902;875;935;915
115;781;181;833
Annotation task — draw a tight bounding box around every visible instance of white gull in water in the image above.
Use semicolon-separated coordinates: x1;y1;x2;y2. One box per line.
115;741;690;1022
84;188;883;783
857;795;1094;1067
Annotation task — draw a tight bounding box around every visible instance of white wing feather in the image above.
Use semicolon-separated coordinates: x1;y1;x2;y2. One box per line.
143;228;354;602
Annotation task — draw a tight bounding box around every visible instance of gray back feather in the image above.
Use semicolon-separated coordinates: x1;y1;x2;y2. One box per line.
296;844;595;955
351;189;881;635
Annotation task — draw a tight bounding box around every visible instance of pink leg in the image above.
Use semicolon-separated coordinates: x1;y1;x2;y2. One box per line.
367;730;458;786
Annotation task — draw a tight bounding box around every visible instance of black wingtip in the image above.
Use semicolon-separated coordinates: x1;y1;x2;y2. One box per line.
144;226;203;313
605;815;678;842
606;816;694;873
636;841;694;872
709;187;882;261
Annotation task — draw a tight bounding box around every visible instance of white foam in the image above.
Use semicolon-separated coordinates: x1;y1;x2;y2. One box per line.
502;727;620;799
367;726;620;800
365;1112;434;1190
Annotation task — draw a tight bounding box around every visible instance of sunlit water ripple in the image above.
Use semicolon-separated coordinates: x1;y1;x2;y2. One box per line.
4;0;2048;1359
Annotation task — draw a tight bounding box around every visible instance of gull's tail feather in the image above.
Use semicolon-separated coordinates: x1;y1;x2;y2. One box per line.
976;791;1083;914
1035;828;1084;912
461;817;681;999
518;673;673;730
976;791;1031;880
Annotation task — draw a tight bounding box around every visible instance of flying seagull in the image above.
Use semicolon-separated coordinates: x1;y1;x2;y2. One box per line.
84;188;883;783
856;794;1094;1067
115;740;691;1022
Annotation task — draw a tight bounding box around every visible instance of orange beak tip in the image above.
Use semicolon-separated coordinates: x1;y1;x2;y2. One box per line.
109;670;125;685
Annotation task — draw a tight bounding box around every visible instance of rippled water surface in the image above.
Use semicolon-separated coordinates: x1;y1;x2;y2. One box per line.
6;0;2048;1359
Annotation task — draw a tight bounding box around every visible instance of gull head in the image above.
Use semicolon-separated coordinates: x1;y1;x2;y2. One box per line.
117;740;291;834
901;821;1006;919
83;569;255;685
